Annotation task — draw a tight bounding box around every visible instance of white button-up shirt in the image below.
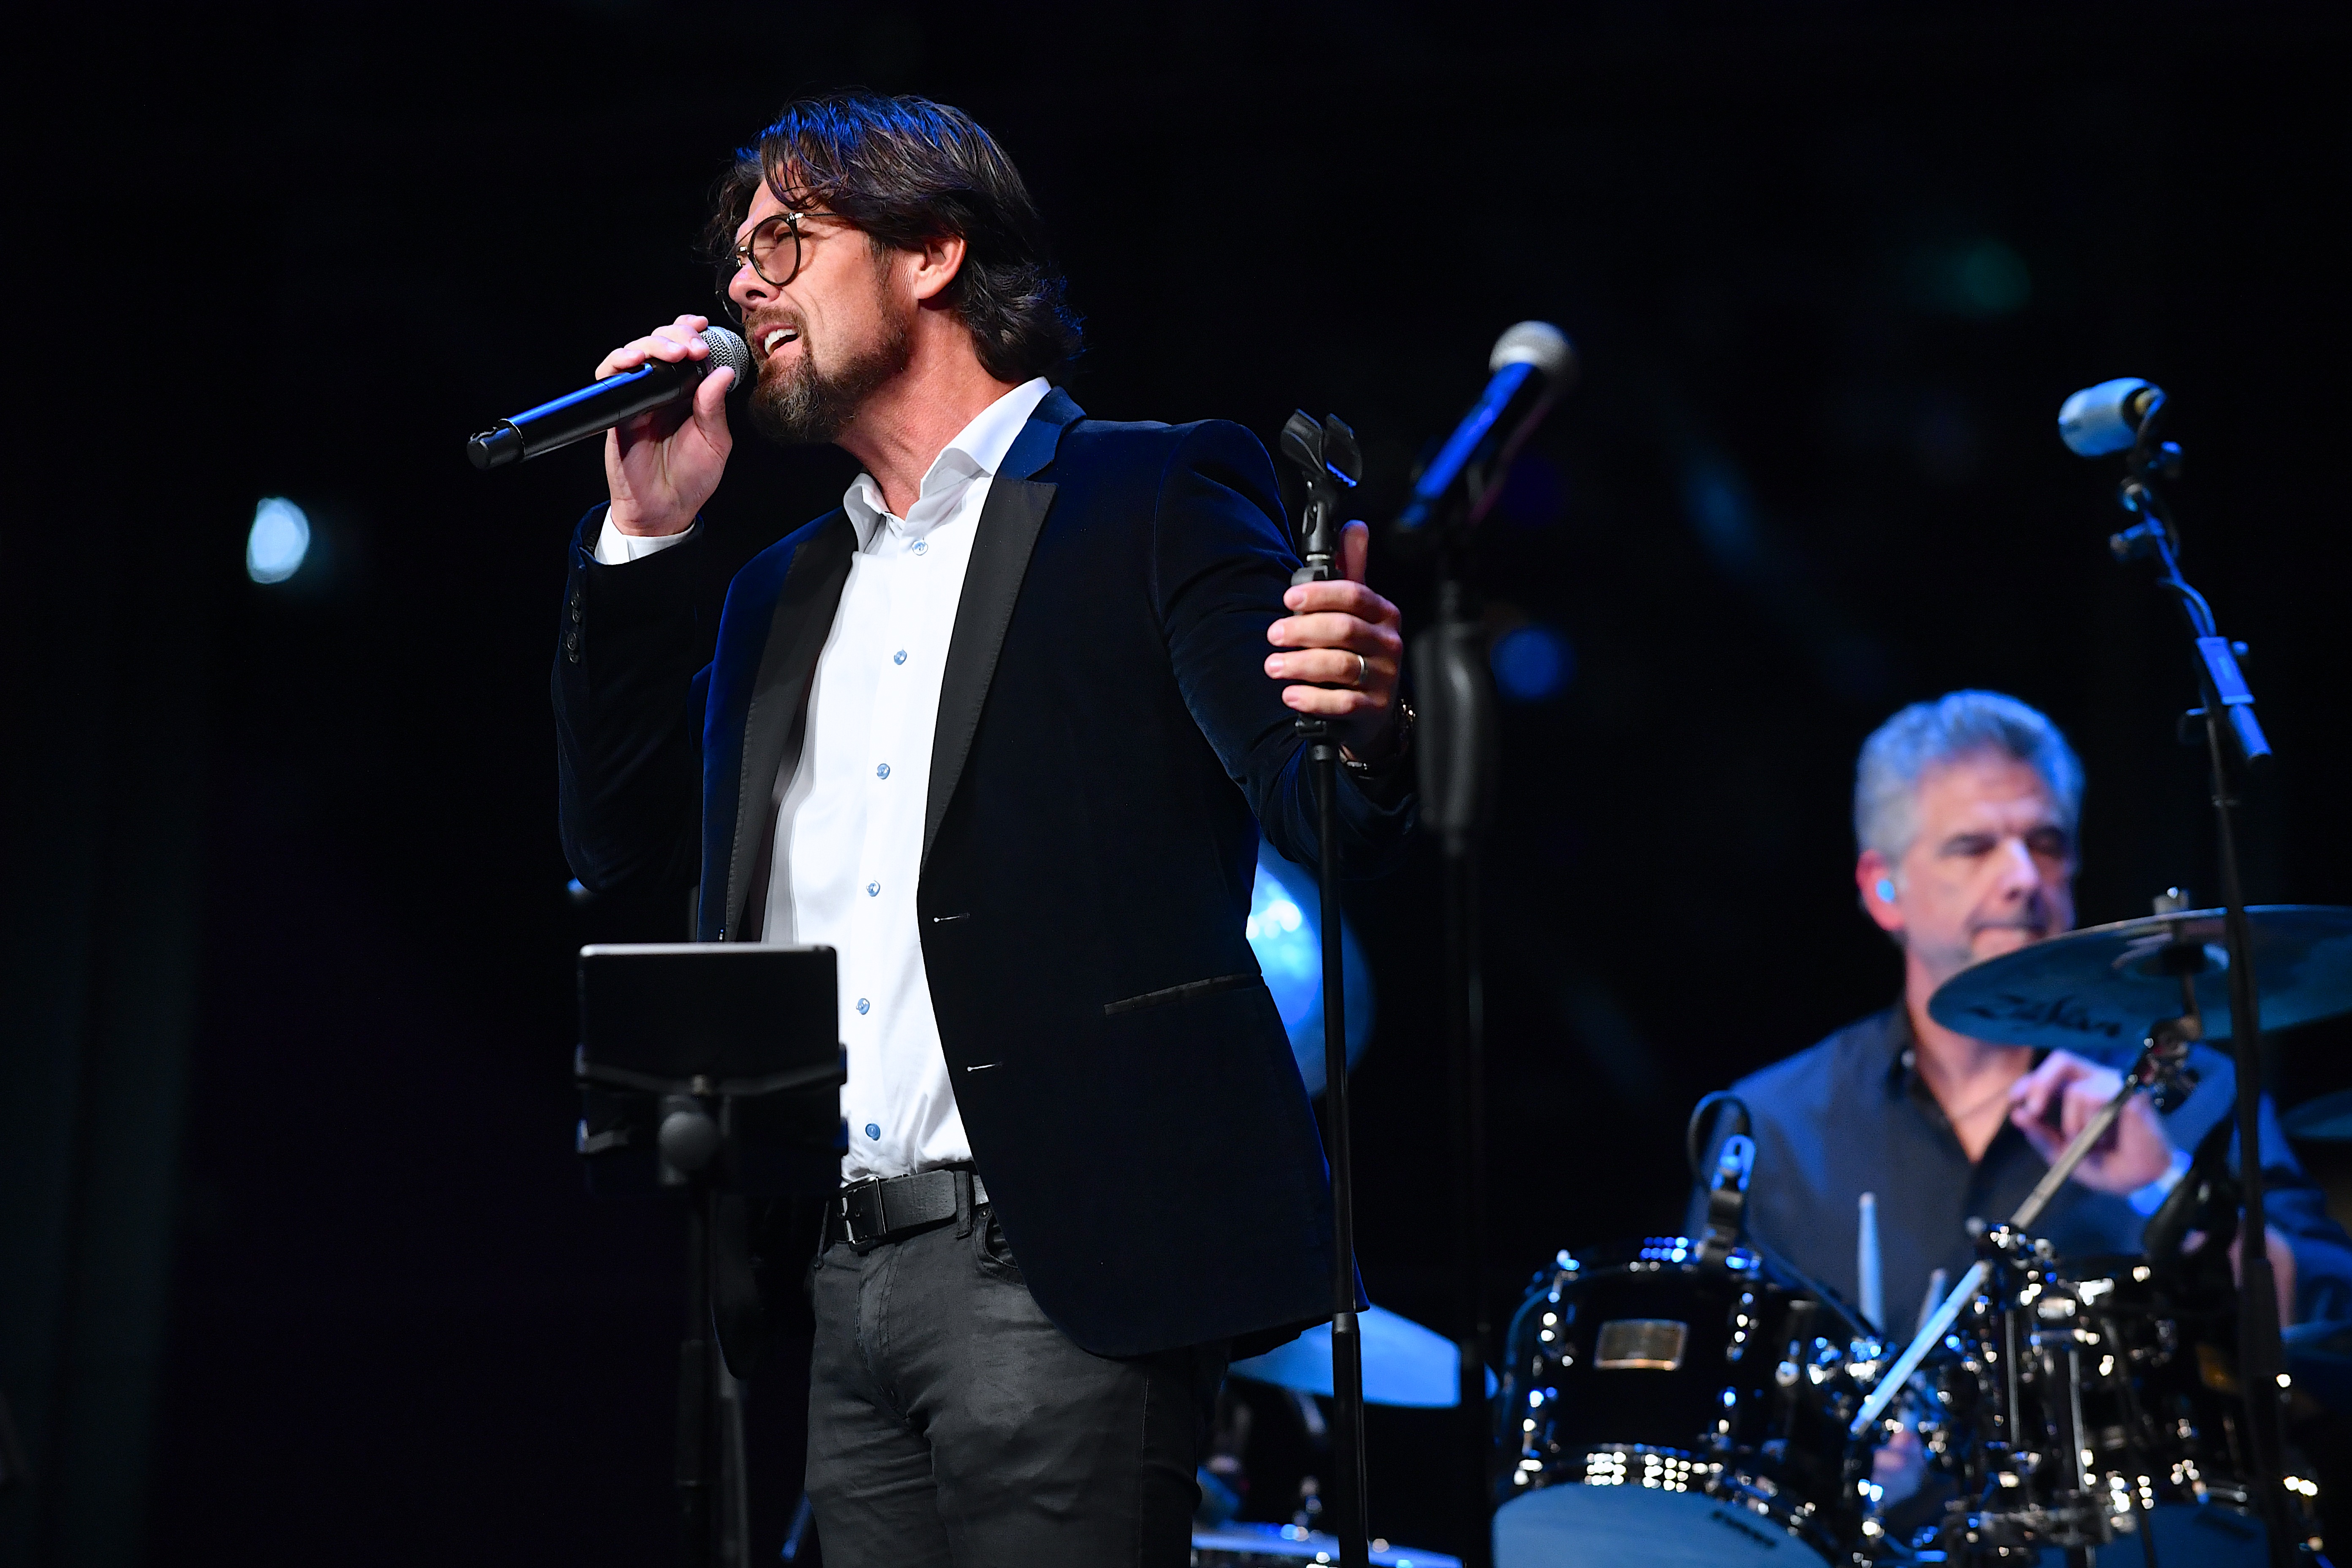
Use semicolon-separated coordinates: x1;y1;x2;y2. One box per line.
594;376;1051;1184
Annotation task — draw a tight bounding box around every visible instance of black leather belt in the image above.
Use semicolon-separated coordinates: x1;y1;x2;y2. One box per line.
832;1167;988;1248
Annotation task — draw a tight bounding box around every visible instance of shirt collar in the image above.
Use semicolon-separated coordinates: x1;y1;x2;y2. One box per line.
841;377;1053;549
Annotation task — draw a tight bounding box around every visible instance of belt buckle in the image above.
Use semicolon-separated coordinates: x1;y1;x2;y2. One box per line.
841;1180;885;1247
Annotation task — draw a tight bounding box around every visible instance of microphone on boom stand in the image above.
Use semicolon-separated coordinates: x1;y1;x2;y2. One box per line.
2058;374;2292;1568
1399;320;1574;1567
1394;321;1576;533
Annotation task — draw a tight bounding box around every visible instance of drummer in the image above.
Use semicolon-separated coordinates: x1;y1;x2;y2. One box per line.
1687;689;2352;1341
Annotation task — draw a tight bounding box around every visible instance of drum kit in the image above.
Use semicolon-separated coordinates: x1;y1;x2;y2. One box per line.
1192;373;2352;1567
1489;903;2352;1567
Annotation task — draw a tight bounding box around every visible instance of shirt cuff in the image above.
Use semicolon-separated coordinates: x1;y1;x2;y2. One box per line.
2129;1146;2195;1216
593;517;696;565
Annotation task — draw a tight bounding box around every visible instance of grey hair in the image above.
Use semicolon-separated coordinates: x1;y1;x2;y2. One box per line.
1853;691;2084;866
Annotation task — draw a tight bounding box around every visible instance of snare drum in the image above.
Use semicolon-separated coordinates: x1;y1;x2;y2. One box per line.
1492;1237;1885;1568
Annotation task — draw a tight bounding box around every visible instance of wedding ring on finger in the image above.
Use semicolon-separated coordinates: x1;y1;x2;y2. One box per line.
1352;652;1367;688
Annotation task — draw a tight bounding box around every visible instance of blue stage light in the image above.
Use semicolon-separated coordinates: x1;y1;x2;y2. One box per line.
1491;623;1575;703
1247;838;1374;1095
246;497;311;584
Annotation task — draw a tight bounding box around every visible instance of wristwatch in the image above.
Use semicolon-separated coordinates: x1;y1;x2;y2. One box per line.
1341;699;1416;780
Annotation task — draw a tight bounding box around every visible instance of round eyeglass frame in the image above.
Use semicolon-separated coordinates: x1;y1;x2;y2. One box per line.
732;210;815;289
715;210;849;324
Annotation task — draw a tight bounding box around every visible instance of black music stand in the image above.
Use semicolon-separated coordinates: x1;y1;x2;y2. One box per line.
575;943;845;1568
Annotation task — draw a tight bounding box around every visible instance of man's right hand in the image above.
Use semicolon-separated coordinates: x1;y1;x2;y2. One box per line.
2007;1048;2175;1193
601;313;737;537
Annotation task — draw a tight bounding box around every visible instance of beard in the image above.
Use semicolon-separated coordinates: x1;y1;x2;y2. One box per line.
746;310;912;446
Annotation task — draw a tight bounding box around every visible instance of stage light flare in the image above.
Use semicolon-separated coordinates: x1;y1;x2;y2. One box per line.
1492;623;1575;703
1246;838;1373;1095
246;497;311;583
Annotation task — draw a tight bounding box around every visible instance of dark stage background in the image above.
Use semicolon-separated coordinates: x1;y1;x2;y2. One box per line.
8;3;2351;1563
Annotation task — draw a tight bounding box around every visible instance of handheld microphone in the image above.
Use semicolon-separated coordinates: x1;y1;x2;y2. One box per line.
1395;321;1575;531
467;325;753;471
2057;377;2161;457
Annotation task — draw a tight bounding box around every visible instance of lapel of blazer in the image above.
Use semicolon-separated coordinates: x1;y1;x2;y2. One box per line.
923;387;1084;868
722;514;857;937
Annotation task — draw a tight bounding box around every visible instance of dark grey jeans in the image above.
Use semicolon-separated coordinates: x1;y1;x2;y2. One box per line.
804;1205;1227;1567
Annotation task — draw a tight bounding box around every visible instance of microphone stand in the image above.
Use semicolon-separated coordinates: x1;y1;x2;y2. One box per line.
1278;411;1371;1568
1404;395;1556;1568
2098;394;2294;1568
1426;549;1497;1567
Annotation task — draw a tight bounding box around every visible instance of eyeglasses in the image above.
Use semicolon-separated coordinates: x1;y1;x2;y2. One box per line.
727;210;845;289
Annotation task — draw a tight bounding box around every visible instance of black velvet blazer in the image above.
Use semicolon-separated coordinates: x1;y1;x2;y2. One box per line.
553;387;1412;1356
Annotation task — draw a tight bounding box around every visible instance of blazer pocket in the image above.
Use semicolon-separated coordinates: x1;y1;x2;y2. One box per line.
1102;972;1256;1017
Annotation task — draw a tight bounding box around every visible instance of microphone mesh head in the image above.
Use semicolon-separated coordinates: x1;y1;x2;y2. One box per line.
1489;320;1576;385
2057;377;2155;457
698;325;754;388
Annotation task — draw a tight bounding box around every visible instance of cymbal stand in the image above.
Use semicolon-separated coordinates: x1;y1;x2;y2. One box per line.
2100;390;2292;1566
1278;409;1370;1568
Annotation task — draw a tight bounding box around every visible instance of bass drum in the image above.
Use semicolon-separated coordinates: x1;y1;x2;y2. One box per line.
1492;1237;1885;1568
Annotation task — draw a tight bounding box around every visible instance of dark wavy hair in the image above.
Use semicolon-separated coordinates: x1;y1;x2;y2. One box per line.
705;93;1082;384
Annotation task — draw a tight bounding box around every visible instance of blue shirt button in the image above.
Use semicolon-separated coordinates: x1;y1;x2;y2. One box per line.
865;1122;881;1141
855;998;870;1015
875;762;890;779
910;539;928;555
893;649;907;665
866;881;880;897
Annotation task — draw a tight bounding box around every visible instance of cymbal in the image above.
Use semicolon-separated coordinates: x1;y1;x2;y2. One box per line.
2283;1087;2352;1141
1927;904;2352;1051
1227;1304;1497;1408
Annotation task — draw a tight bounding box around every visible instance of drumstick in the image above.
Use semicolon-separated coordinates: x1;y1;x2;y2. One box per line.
1857;1193;1883;1333
1915;1267;1947;1342
1855;1062;2148;1437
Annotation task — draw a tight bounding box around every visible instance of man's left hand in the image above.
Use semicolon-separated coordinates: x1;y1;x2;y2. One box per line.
1265;521;1405;762
2007;1048;2176;1194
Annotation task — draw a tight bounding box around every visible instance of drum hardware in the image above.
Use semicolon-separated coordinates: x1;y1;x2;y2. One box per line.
1884;900;2352;1561
1909;1225;2120;1560
1694;1119;1755;1266
1492;1237;1885;1568
1191;1376;1462;1568
1852;1015;2202;1443
1510;898;2351;1565
1843;985;2204;1563
1904;1246;2330;1567
1189;1519;1462;1568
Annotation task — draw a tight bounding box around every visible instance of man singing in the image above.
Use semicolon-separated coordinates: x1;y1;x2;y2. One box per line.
1688;690;2352;1339
553;95;1413;1564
